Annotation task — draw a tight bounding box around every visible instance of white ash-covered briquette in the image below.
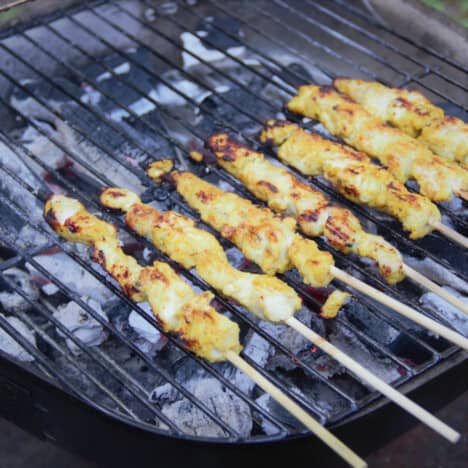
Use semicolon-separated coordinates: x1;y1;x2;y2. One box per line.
242;330;274;369
405;256;468;294
0;143;45;225
152;376;253;437
328;323;402;384
0;267;39;313
27;251;115;303
263;307;315;372
21;125;69;177
53;297;109;354
127;302;168;356
0;315;36;362
180;32;246;70
255;387;306;436
421;289;468;336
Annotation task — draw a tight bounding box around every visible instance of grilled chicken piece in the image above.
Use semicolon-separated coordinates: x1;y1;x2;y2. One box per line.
334;79;468;166
146;159;174;181
207;133;404;284
261;120;441;239
169;171;297;275
288;85;468;202
44;194;241;362
320;290;351;319
333;79;443;138
420;117;468;167
168;171;336;288
100;188;301;322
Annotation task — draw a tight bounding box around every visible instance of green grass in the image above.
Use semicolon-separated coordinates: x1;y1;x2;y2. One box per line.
420;0;468;27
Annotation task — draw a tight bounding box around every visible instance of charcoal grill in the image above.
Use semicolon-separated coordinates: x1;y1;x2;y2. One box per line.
0;0;466;466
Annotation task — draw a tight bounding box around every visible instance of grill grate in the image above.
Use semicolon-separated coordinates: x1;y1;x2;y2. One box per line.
0;0;466;442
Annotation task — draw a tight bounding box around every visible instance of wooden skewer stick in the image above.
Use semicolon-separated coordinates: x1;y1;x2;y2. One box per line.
330;266;468;351
227;351;367;468
286;317;460;443
431;221;468;249
403;264;468;315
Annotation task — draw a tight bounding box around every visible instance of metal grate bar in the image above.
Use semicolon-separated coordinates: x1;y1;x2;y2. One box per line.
246;0;399;82
77;5;283;122
15;309;143;422
0;287;115;406
198;0;334;81
169;0;307;89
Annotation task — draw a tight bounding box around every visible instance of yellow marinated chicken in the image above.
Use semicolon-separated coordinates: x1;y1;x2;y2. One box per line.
168;170;297;275
261;120;442;239
420;116;468;167
100;188;301;322
320;290;351;319
167;170;335;289
334;79;468;166
44;194;241;362
145;159;174;182
207;133;404;284
288;85;468;202
333;79;443;138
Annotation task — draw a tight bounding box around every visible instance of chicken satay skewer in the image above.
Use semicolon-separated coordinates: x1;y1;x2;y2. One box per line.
162;170;468;352
333;78;468;167
260;121;441;240
260;120;468;313
101;188;460;443
44;194;366;468
287;85;468;203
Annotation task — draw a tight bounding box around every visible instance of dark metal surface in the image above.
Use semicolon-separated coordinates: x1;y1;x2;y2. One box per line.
0;0;466;452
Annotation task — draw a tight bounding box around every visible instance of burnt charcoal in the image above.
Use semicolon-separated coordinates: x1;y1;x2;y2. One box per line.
61;102;133;157
0;315;36;362
274;62;313;88
0;268;39;314
266;308;323;372
158;377;252;437
198;86;268;133
10;78;73;112
343;298;400;346
327;320;401;384
255;392;302;435
81;48;155;112
0;199;25;236
413;232;467;272
388;333;434;367
196;16;242;50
